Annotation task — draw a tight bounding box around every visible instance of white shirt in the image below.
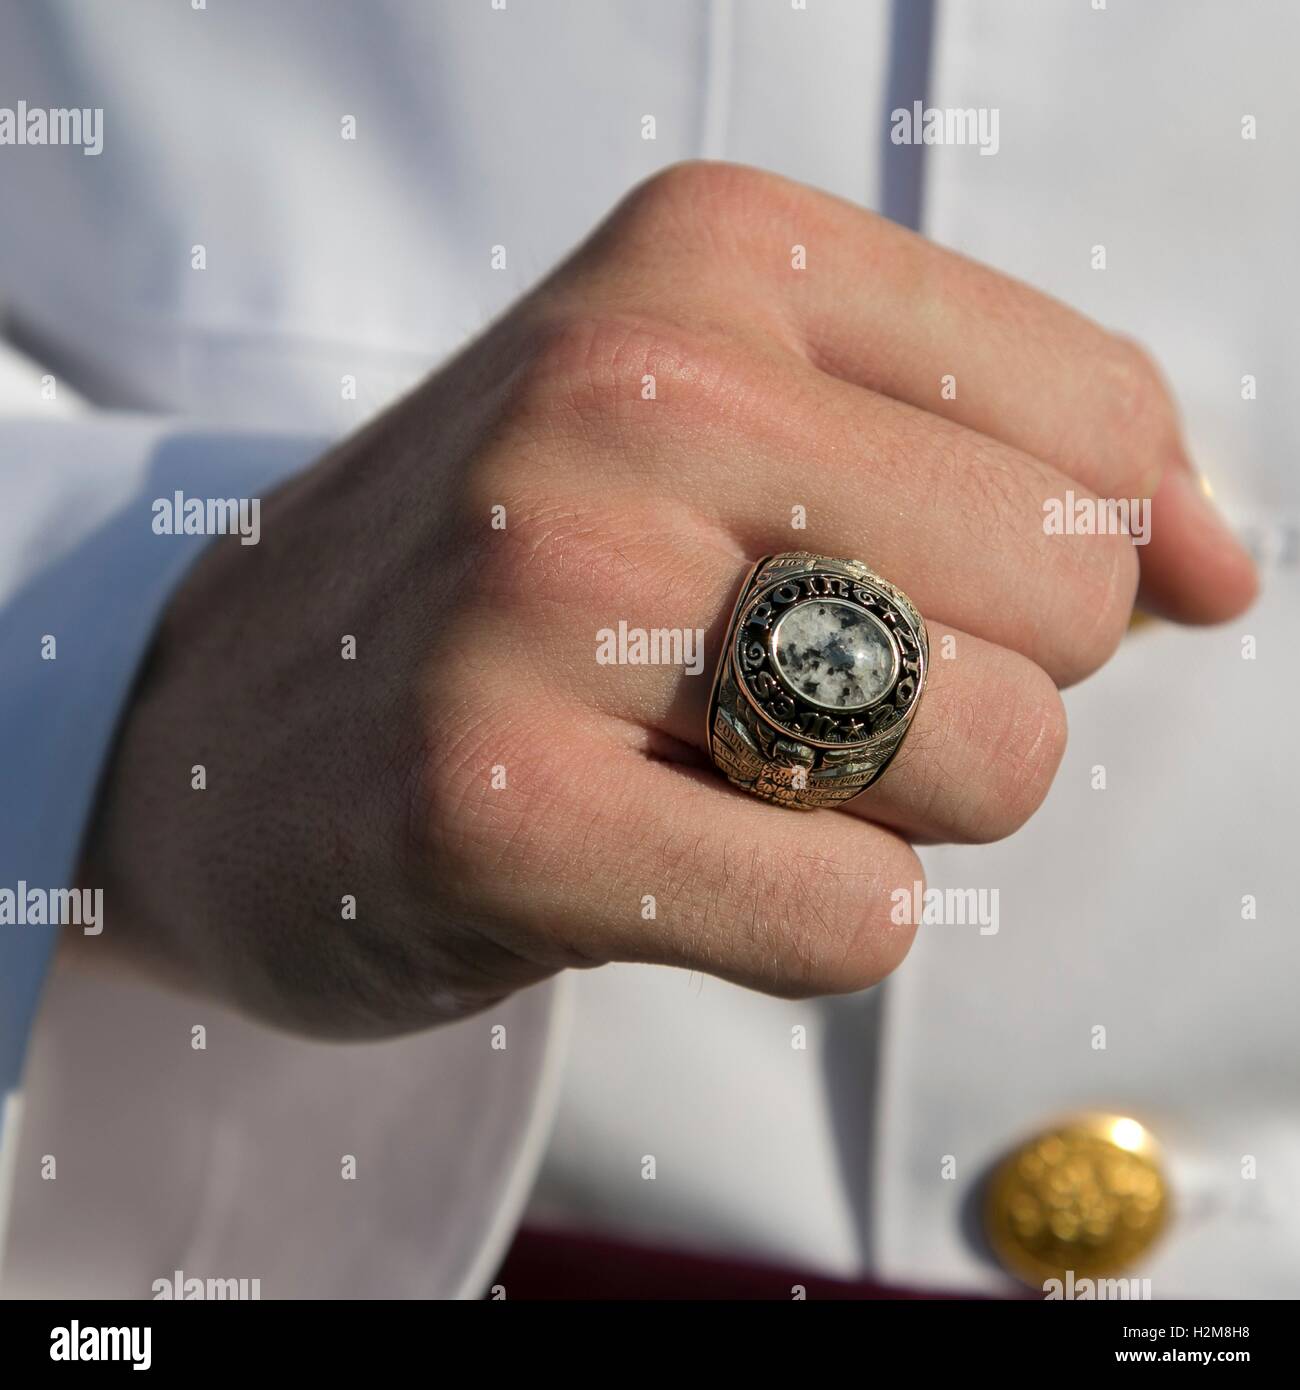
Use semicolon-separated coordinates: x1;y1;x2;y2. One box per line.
1;0;1296;1298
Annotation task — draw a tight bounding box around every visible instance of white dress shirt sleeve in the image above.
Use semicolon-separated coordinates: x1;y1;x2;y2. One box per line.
0;371;566;1298
0;386;326;1263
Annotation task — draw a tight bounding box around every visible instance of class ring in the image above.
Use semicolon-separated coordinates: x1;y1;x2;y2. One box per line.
706;551;928;810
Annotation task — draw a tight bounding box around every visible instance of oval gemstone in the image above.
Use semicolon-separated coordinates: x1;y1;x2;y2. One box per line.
770;599;897;710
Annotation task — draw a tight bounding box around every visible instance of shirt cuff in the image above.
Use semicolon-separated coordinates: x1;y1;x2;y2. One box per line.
0;414;326;1120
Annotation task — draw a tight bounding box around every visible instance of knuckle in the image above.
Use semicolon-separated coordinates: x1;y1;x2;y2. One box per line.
970;668;1069;841
510;312;646;424
1068;524;1141;679
504;310;742;441
1095;340;1183;493
759;851;861;991
952;434;1043;543
908;654;1067;845
929;430;1139;684
737;842;918;996
458;481;688;623
465;489;615;611
613;159;783;248
1107;341;1174;434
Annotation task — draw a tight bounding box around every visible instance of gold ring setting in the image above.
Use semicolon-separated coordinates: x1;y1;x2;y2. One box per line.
707;552;928;810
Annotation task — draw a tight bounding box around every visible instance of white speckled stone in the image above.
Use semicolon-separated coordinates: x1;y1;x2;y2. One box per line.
771;600;896;710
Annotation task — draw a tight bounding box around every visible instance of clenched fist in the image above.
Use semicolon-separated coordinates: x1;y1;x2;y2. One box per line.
78;163;1257;1036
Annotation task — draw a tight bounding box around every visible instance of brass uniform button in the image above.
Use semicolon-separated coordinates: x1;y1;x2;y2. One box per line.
984;1114;1170;1287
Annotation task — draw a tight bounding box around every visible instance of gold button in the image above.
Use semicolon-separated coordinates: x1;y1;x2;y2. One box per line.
984;1114;1170;1287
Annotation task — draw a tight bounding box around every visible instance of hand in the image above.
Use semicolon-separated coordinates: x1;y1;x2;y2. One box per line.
78;163;1257;1036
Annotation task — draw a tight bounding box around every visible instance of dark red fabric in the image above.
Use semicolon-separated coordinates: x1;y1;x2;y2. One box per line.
491;1225;972;1300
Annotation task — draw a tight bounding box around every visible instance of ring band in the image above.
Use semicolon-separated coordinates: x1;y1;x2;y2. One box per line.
707;552;928;810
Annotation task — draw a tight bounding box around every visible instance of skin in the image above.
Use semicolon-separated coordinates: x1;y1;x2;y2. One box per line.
75;162;1258;1038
